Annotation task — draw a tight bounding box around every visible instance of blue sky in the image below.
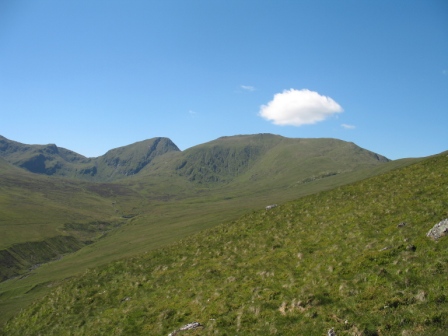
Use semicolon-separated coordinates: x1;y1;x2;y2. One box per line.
0;1;447;159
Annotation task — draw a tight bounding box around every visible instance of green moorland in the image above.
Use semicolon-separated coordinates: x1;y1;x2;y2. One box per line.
0;135;419;328
0;157;139;249
3;152;447;335
0;157;144;322
0;157;408;328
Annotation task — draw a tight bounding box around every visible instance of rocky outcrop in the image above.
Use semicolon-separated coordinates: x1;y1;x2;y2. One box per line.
328;328;336;336
426;218;448;240
168;322;203;336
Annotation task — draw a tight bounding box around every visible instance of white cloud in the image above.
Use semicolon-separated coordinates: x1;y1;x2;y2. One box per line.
341;123;356;129
258;89;343;126
241;85;255;92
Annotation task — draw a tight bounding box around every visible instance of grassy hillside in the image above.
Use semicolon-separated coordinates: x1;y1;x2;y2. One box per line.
0;135;415;328
0;158;141;278
0;158;141;248
3;152;447;335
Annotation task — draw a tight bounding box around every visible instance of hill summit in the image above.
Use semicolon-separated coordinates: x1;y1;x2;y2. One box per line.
168;134;389;184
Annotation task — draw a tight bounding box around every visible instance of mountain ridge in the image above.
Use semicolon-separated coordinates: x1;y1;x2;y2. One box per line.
130;134;390;186
0;134;389;185
0;135;180;181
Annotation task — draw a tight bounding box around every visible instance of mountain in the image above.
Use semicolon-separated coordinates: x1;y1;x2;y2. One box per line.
140;134;389;186
0;136;89;174
0;135;180;181
0;134;390;188
3;151;447;335
89;137;180;179
0;134;388;185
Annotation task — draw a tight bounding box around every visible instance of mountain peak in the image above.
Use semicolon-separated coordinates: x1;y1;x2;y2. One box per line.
0;135;180;181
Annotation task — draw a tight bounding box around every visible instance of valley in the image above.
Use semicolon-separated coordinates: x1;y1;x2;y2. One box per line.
0;134;437;334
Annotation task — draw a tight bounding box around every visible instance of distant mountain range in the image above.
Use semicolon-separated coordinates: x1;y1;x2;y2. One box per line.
0;135;179;180
0;134;389;183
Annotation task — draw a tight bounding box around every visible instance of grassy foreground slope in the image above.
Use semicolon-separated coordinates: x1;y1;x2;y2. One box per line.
0;135;401;326
4;152;447;335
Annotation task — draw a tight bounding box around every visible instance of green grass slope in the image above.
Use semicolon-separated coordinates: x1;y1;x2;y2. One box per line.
230;136;389;190
0;157;412;330
0;135;413;328
4;152;447;335
0;158;142;278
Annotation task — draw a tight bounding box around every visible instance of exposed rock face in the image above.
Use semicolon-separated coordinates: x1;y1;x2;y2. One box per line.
426;218;448;240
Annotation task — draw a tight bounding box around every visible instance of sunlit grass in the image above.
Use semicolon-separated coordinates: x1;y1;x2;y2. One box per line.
0;138;413;327
3;152;447;335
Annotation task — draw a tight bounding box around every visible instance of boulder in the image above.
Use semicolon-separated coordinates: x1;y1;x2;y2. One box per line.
426;218;448;240
328;327;336;336
168;322;203;336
